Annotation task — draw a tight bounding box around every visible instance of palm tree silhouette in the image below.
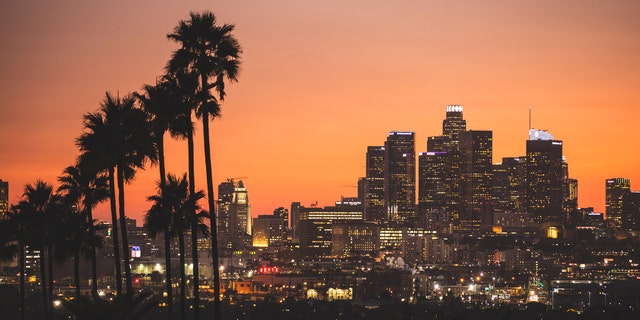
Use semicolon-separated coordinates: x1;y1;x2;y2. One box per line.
168;12;241;319
145;173;209;320
77;92;156;294
58;163;109;293
0;204;31;320
21;180;61;320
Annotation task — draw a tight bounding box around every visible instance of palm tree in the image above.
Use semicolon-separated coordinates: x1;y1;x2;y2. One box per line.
136;78;186;318
145;173;209;320
167;12;241;319
58;163;109;293
21;180;61;320
77;92;156;294
0;204;30;320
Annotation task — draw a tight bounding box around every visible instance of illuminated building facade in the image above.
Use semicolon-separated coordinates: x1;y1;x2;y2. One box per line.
297;201;364;257
526;130;564;224
459;130;493;231
418;151;447;222
252;214;284;248
331;221;379;257
384;132;416;222
622;191;640;231
492;157;526;218
218;179;251;249
0;179;7;219
605;178;630;229
365;146;385;222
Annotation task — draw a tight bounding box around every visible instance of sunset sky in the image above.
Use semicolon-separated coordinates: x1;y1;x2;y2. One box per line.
1;1;639;223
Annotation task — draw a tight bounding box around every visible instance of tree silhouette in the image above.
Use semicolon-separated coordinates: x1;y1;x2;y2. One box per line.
167;11;241;319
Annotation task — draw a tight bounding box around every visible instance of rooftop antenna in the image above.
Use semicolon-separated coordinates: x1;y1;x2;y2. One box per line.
528;106;532;131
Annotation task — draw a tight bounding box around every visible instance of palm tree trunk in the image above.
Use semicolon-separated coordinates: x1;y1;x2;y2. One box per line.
39;252;48;319
108;167;123;295
74;252;81;298
202;111;221;320
187;120;200;319
117;166;133;294
157;135;174;319
87;207;98;293
19;240;25;320
179;234;186;320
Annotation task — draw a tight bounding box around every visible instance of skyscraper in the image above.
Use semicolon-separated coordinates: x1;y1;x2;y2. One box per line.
492;157;526;217
418;151;447;220
365;146;385;222
231;180;251;236
605;178;630;229
442;105;466;149
526;129;564;224
622;191;640;231
384;132;416;222
0;179;8;219
459;130;493;230
216;180;236;249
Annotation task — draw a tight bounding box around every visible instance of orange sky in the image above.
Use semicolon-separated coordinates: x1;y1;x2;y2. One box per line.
1;1;639;223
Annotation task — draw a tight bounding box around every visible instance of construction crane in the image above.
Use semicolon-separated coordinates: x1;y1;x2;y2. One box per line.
226;176;249;184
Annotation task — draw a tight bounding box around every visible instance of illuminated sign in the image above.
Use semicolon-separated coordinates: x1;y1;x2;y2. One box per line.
446;105;463;112
131;246;141;258
259;266;280;274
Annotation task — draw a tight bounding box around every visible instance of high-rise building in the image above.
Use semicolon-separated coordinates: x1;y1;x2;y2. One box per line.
365;146;385;221
231;180;251;236
217;179;251;249
331;221;379;258
0;179;8;219
492;157;526;217
384;132;416;222
418;151;447;224
606;178;631;229
290;202;302;242
622;191;640;231
216;180;236;249
526;129;564;224
252;214;285;248
459;130;493;230
442;105;466;149
297;201;363;257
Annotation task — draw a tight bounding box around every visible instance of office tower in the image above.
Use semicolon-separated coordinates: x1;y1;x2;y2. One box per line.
297;201;363;257
564;178;578;225
418;151;447;226
606;178;631;229
357;177;367;204
442;105;466;149
231;180;251;236
365;146;385;222
252;214;285;248
492;157;526;217
622;191;640;231
216;180;235;249
384;132;416;222
459;130;493;230
273;206;289;230
526;129;564;224
0;179;8;219
331;221;379;258
290;202;302;242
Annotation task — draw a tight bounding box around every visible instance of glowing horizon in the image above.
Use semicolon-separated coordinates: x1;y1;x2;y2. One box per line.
1;1;639;222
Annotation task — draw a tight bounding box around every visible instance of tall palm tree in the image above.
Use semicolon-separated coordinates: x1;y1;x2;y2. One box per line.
167;12;241;319
145;173;209;320
58;163;109;293
0;204;30;320
77;92;156;294
136;77;187;318
21;180;60;320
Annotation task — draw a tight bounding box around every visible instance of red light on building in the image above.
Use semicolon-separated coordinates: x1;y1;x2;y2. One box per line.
259;266;280;274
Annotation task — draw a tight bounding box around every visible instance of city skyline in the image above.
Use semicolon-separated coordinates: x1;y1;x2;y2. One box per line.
1;1;639;222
